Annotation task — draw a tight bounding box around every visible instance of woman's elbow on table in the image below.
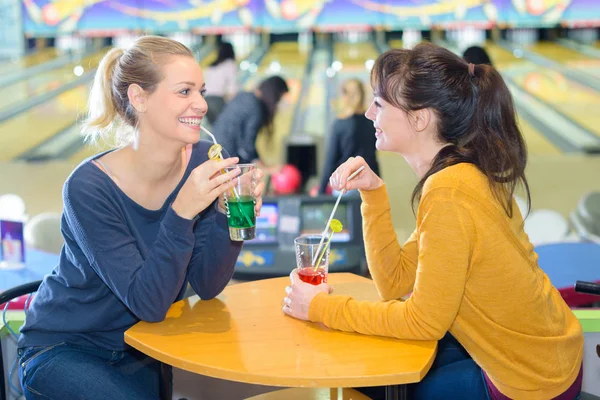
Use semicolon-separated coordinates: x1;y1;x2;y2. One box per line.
127;298;172;323
134;307;169;323
195;284;226;301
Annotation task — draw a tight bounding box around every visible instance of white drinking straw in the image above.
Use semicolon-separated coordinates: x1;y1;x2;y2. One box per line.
311;165;365;267
201;125;253;226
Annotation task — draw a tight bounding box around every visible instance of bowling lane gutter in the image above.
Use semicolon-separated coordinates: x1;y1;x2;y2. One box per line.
558;38;600;60
289;42;318;135
0;71;97;123
498;40;600;93
0;46;103;89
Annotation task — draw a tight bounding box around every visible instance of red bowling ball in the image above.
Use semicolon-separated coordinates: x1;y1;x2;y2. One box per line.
271;164;302;195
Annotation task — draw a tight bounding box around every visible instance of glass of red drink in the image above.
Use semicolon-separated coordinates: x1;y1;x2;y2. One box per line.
294;235;329;285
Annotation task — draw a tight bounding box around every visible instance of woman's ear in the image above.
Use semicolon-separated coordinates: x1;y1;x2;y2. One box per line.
127;84;147;113
412;108;432;132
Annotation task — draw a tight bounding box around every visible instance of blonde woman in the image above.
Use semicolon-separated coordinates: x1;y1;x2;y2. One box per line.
17;36;265;399
318;78;379;195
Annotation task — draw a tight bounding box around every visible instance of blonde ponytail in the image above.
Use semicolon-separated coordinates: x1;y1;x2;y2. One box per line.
81;47;124;146
81;36;194;147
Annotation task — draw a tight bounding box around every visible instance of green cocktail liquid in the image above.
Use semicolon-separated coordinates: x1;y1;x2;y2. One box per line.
227;196;256;228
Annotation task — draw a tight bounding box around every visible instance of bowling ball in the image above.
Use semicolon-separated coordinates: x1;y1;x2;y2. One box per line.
271;164;302;195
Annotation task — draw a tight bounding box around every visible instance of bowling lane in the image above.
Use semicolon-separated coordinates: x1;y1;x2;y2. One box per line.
0;48;107;112
516;116;561;155
301;52;328;136
389;40;403;49
69;132;110;164
333;41;379;104
487;43;600;142
526;41;600;80
485;44;559;154
244;42;308;166
0;48;59;76
0;85;89;161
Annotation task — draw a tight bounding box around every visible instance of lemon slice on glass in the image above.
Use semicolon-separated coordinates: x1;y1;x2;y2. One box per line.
208;144;223;160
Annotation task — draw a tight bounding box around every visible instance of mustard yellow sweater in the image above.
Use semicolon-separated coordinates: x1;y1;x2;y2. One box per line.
309;163;583;399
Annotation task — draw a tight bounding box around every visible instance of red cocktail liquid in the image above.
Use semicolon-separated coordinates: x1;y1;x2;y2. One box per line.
298;267;328;285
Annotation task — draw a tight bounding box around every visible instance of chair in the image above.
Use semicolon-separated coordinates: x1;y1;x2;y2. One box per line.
23;212;63;254
524;209;570;246
1;281;171;400
571;192;600;244
0;280;42;400
0;194;26;222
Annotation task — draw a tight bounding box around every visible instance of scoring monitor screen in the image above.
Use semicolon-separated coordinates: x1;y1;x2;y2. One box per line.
300;203;351;242
247;203;278;244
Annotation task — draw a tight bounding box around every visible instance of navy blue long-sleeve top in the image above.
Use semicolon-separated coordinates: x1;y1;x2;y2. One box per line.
211;92;266;164
319;114;380;194
18;140;242;351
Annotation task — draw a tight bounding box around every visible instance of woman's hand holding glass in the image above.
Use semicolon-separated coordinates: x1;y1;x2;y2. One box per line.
330;156;384;192
172;157;241;220
217;168;266;217
283;269;333;321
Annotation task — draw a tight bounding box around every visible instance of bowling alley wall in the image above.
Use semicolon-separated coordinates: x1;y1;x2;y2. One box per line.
21;0;600;37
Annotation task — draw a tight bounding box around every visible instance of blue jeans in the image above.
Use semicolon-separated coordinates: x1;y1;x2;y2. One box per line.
357;333;490;399
18;341;165;399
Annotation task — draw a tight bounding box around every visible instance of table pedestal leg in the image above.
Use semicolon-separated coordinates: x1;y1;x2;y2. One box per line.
159;363;173;400
385;384;407;400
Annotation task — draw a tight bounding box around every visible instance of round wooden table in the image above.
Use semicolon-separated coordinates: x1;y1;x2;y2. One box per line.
125;273;437;400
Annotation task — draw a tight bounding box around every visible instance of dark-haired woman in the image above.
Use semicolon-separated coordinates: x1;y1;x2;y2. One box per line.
212;75;289;165
204;42;238;125
283;43;583;399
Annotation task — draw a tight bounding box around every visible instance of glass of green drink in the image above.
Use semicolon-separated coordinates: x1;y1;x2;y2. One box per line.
223;164;256;241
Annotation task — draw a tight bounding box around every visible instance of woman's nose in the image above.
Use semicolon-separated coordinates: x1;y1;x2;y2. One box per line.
192;95;208;114
365;102;376;120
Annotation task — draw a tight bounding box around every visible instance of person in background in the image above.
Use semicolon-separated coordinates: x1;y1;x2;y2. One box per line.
212;75;289;169
17;36;265;399
203;41;238;125
316;78;379;195
463;45;493;65
283;43;583;399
